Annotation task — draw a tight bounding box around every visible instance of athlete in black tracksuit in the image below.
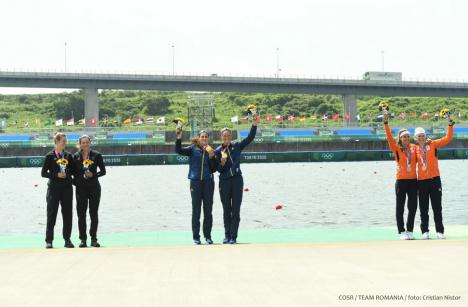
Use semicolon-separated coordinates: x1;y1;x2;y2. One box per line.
73;149;106;247
175;132;217;244
41;147;75;248
216;123;257;244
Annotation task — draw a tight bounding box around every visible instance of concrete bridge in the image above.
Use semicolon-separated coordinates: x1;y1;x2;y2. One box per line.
1;71;468;126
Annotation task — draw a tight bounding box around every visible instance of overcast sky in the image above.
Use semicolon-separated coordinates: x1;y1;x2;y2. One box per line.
0;0;467;93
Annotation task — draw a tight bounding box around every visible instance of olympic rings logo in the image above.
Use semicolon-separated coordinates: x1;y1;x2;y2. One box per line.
341;137;351;142
0;143;9;148
176;156;189;162
254;138;264;142
321;152;335;160
29;158;43;166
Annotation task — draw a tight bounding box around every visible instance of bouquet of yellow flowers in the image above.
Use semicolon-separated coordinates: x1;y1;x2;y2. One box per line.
172;117;185;130
56;158;68;173
247;104;257;116
378;101;390;113
83;159;94;168
83;159;94;179
439;107;450;119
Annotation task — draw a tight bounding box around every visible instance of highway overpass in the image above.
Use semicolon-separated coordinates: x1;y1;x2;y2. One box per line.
1;71;468;126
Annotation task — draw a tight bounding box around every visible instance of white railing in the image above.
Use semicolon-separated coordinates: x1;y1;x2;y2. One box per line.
1;67;468;84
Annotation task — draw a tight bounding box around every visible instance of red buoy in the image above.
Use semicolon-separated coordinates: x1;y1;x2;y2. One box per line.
275;204;283;210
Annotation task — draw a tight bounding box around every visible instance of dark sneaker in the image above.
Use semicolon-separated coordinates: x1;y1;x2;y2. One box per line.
229;239;237;244
193;239;201;245
45;242;53;249
222;238;230;244
79;240;87;248
64;240;75;248
90;240;100;248
205;238;214;245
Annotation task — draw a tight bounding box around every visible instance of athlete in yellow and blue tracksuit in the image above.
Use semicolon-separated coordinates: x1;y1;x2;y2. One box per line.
176;131;217;244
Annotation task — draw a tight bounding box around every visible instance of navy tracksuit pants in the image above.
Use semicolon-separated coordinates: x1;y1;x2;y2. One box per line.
219;175;244;240
190;179;214;240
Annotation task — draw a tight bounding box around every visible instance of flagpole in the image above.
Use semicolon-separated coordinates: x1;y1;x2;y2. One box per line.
64;42;68;72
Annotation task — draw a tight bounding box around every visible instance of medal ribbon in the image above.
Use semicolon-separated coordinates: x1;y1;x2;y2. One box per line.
54;150;63;159
405;146;412;171
422;145;427;169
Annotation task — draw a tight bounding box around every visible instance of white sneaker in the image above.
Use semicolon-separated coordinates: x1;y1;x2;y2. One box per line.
406;232;415;240
436;232;445;240
400;232;409;240
421;232;430;240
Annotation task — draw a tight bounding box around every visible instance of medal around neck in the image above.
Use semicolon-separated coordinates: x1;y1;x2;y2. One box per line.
221;147;228;159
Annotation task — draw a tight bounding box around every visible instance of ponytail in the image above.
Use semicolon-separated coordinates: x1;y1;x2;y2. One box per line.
190;137;199;145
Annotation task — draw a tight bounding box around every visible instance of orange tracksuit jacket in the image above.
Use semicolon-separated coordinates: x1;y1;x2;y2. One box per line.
384;123;418;180
416;125;454;181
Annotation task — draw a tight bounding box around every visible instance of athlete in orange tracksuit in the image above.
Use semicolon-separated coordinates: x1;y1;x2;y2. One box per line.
384;114;418;240
414;116;454;240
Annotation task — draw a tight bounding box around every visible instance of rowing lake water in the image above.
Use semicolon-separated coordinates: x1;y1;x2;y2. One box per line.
0;161;467;235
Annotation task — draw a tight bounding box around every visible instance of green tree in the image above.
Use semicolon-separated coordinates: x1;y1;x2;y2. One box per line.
141;96;171;115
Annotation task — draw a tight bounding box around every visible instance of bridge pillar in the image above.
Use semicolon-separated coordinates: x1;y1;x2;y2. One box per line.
84;88;99;127
343;94;357;127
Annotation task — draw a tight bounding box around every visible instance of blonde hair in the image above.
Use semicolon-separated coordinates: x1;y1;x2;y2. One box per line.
54;132;66;144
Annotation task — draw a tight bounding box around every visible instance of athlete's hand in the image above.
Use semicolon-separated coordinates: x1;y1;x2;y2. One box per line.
446;116;454;125
220;156;227;166
383;113;389;123
208;150;215;159
252;116;258;126
85;171;94;178
57;172;66;179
